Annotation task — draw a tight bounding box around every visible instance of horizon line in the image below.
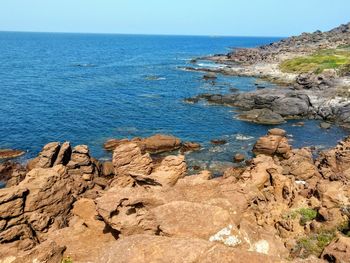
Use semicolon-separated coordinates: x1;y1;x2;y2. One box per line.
0;29;287;39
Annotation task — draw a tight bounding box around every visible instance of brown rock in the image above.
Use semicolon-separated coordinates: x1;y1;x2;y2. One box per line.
102;161;114;176
9;241;65;263
322;236;350;263
211;139;227;145
96;234;283;263
181;142;201;153
103;138;130;151
0;149;25;160
234;153;245;163
150;155;187;186
35;142;61;169
153;201;231;238
113;142;153;176
253;131;291;156
139;134;182;154
96;186;163;236
53;142;71;166
268;128;286;136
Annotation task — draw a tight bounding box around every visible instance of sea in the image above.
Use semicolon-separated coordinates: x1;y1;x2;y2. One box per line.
0;32;348;173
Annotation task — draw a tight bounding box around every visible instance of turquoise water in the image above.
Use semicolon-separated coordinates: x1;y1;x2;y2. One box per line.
0;32;348;170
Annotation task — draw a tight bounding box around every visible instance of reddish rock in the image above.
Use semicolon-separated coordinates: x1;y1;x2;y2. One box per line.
0;149;25;160
253;129;291;156
113;142;153;177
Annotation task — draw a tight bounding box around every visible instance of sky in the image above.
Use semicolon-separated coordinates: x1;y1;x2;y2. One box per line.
0;0;349;37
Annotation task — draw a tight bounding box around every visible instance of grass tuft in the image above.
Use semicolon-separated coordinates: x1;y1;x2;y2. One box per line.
296;230;336;258
280;48;350;74
61;257;73;263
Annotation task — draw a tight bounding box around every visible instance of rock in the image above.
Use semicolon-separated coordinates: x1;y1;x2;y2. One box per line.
113;142;153;177
95;235;283;263
139;134;182;154
322;236;350;263
320;122;332;129
223;167;245;179
292;122;305;127
0;165;80;245
240;155;280;189
181;142;201;153
150;155;187;186
105;134;182;154
0;149;25;160
0;162;26;187
103;138;130;151
268;128;287;137
34;142;61;169
238;109;285;125
7;241;65;263
253;131;291;156
203;73;217;80
53;142;71;166
96;186;162;236
281;149;319;181
153;201;231;239
102;161;114;176
316;137;350;180
210;139;227;145
234;153;245;163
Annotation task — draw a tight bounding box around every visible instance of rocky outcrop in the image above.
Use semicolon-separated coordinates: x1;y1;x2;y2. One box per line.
253;128;291;156
113;142;153;177
96;234;284;263
215;22;350;65
0;161;26;187
3;132;350;262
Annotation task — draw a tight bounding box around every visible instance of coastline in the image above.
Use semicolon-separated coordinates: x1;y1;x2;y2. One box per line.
1;24;350;262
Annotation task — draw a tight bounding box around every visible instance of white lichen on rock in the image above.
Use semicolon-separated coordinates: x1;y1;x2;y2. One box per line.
249;240;270;255
209;225;242;247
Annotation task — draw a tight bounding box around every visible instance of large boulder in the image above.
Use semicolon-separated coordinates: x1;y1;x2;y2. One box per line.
27;142;71;170
139;134;182;154
253;129;291;156
150;155;187;186
96;186;163;236
104;134;182;154
113;143;153;177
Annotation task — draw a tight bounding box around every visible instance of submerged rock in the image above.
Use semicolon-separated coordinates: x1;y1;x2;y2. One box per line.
238;109;285;125
203;72;217;80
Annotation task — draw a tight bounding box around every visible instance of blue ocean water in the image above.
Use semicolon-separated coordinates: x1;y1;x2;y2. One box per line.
0;32;348;170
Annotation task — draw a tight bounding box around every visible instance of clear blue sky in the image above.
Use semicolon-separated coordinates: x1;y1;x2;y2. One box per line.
0;0;349;36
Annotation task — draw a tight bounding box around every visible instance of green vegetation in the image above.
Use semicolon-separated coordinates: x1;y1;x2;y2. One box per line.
61;257;73;263
280;48;350;75
283;208;318;226
296;230;336;258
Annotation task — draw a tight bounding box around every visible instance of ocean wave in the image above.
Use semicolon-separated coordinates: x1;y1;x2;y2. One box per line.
145;75;166;81
235;134;254;141
196;63;226;69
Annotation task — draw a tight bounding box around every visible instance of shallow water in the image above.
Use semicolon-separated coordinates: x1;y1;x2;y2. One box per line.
0;32;348;169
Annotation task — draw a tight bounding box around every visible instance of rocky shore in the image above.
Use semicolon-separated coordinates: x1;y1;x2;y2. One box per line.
184;23;350;126
0;129;350;262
